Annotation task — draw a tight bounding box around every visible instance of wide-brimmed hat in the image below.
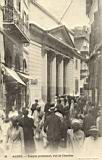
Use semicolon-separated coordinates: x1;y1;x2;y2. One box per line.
88;126;99;133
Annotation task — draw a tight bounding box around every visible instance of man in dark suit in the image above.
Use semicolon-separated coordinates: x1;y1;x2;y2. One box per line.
31;99;39;116
19;109;36;154
44;104;62;152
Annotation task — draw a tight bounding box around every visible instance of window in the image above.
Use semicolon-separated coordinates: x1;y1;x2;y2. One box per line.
23;59;27;72
23;11;29;27
5;52;12;68
15;54;20;71
23;11;27;23
16;0;21;12
75;79;79;95
75;59;78;70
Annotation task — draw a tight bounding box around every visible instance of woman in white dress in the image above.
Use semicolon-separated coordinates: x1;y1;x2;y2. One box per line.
8;106;18;119
5;116;24;155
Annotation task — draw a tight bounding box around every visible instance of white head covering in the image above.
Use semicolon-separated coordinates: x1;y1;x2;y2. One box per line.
71;119;81;125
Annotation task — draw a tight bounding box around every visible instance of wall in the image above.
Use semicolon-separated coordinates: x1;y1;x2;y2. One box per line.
27;41;42;105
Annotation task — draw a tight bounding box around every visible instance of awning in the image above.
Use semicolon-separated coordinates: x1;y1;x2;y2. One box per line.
3;65;26;86
18;72;36;80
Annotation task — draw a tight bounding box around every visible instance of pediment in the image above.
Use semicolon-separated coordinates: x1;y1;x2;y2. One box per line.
48;25;75;48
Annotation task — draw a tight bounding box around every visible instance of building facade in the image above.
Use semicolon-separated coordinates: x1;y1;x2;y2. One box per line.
21;1;82;105
27;23;81;104
74;26;89;96
0;0;30;114
86;0;102;105
0;0;82;113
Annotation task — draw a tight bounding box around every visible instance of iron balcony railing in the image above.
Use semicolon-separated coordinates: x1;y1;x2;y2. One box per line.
3;6;30;41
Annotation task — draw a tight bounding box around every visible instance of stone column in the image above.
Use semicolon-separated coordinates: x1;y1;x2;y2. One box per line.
50;53;56;102
57;55;64;96
66;59;74;96
63;58;69;94
42;50;48;102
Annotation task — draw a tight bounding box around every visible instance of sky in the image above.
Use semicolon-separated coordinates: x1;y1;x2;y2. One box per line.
37;0;89;29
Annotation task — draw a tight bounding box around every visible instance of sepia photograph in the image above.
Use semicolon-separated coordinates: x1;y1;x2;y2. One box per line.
0;0;102;159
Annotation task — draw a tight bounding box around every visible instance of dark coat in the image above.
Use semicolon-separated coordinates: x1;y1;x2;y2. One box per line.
31;103;38;115
44;102;51;113
44;112;62;142
56;104;64;115
83;113;96;136
19;116;35;153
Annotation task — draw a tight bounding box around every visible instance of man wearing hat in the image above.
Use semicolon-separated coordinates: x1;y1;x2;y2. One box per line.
31;99;39;116
44;103;62;152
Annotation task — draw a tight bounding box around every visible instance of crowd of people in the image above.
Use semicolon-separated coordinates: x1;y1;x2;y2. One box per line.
0;95;102;157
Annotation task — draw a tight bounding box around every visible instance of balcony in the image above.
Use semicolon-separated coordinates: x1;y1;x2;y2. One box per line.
3;6;30;43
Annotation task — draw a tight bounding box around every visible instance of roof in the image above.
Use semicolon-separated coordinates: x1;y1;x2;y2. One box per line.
47;25;74;35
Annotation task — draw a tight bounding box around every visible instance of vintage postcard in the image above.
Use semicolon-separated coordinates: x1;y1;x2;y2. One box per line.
0;0;102;160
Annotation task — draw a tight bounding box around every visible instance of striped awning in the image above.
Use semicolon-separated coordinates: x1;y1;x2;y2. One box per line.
3;65;26;86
